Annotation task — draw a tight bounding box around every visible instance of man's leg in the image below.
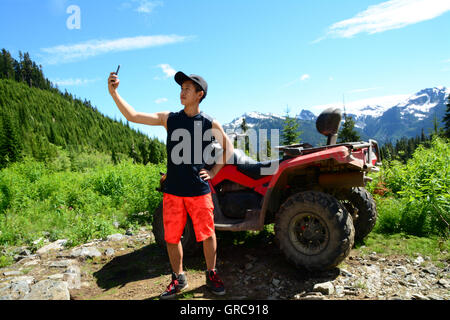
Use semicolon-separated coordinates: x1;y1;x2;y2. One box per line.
203;233;225;295
160;241;188;299
160;193;189;299
163;193;187;274
186;193;226;296
202;233;217;271
166;241;183;275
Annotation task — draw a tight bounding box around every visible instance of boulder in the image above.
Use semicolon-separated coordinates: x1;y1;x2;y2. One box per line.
36;240;68;255
22;280;70;300
313;281;335;295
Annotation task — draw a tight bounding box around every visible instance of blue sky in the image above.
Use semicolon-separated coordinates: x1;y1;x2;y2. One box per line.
1;0;450;142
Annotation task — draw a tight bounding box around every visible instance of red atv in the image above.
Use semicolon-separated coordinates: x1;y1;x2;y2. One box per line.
152;108;380;271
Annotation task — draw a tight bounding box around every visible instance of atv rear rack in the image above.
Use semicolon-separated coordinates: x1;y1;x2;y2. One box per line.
276;139;382;169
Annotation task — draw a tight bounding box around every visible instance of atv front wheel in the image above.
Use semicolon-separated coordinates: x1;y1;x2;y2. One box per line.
152;201;202;256
337;187;377;243
275;191;354;271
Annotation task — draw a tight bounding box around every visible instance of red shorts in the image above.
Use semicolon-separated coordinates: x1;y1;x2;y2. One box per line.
162;192;215;244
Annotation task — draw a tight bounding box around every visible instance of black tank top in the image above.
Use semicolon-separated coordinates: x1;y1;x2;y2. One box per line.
163;109;215;197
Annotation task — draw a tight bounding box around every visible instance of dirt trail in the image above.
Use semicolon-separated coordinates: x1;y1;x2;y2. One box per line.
69;230;449;300
2;228;449;300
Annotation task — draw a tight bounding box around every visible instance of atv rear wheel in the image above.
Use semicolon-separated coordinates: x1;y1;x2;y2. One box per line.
337;187;377;243
152;201;202;256
275;191;354;271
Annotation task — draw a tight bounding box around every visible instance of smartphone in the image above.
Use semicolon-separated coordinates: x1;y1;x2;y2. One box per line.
115;65;120;75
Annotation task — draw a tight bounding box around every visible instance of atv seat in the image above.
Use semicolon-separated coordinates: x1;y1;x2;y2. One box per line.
231;149;282;180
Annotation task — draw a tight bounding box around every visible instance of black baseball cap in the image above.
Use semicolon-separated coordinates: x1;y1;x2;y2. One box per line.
174;71;208;99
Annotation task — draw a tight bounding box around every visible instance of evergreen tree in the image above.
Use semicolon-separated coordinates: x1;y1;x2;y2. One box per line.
111;148;119;165
0;111;23;168
138;139;150;165
129;142;140;164
240;118;250;154
444;94;450;138
380;133;432;164
240;118;248;133
148;139;163;164
421;128;426;142
380;141;393;162
49;124;57;145
281;108;302;145
20;52;34;87
0;49;15;80
338;113;360;143
431;112;444;138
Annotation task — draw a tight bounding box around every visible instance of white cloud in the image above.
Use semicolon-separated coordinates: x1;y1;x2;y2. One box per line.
52;78;99;86
41;34;191;65
135;0;163;14
300;74;310;81
315;0;450;41
155;97;168;104
281;74;310;88
157;64;176;78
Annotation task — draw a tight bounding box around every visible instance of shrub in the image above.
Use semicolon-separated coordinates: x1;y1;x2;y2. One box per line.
374;137;449;237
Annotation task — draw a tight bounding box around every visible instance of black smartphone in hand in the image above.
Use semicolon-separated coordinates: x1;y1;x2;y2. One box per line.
115;65;120;75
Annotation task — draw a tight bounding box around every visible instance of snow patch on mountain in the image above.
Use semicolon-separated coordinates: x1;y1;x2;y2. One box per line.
309;94;411;118
225;111;286;131
395;87;449;119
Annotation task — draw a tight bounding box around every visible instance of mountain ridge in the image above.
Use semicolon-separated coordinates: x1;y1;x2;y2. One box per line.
223;87;449;146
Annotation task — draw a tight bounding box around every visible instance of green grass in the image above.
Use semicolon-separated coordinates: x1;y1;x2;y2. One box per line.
356;232;450;264
0;153;165;255
0;254;14;268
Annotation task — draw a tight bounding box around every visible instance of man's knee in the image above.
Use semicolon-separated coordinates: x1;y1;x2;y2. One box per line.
202;233;216;243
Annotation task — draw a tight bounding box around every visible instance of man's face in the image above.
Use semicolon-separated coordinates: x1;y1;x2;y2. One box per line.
180;80;203;106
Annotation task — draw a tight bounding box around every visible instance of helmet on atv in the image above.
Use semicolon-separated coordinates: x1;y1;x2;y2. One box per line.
316;107;342;145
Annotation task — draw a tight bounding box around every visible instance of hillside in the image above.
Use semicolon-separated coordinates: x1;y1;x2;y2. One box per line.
0;79;166;168
0;48;166;168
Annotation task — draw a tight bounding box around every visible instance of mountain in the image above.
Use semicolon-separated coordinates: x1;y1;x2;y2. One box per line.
350;87;449;143
223;111;326;147
223;87;450;147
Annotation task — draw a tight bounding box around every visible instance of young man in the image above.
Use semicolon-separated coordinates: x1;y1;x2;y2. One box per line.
108;70;234;299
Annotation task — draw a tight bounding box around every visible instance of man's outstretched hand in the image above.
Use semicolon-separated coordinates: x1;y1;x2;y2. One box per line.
108;72;120;94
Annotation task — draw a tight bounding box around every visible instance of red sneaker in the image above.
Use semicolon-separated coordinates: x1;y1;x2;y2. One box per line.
205;269;226;296
160;272;188;299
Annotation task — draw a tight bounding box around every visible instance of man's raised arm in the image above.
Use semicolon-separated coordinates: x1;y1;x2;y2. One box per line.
108;72;169;130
